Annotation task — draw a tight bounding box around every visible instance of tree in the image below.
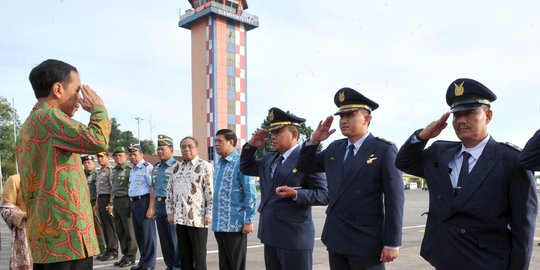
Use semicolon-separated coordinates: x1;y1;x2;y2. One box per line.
109;117;155;155
255;112;320;158
140;140;156;155
0;97;21;183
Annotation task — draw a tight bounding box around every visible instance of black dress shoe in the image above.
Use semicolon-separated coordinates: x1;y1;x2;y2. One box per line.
95;250;106;260
101;250;118;261
114;256;126;266
130;265;142;270
118;258;135;267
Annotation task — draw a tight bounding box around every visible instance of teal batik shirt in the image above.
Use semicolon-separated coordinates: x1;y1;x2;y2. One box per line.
212;150;257;232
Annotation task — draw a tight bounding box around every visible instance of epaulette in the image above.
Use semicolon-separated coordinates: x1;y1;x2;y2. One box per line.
153;161;160;167
501;142;522;151
376;137;395;145
144;161;151;166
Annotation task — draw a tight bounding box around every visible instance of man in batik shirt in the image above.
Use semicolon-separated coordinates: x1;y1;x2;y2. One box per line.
16;59;111;270
212;129;257;270
167;136;213;270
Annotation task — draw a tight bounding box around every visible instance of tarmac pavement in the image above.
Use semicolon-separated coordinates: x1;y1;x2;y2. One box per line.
1;190;539;269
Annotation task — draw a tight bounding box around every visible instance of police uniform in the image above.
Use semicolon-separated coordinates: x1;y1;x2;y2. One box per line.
111;146;138;267
297;89;404;270
81;155;106;254
95;152;119;261
395;78;538;270
128;143;157;270
152;135;181;270
240;108;329;270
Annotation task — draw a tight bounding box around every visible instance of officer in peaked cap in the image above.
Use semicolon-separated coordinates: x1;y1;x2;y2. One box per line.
267;107;306;131
128;142;142;153
110;145;137;267
446;78;497;113
127;140;157;270
113;146;128;156
395;78;537;270
81;155;95;162
152;134;181;270
333;87;379;115
157;134;174;147
240;107;328;270
297;87;404;270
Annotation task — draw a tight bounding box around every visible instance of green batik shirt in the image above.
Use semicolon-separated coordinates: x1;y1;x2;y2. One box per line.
16;101;111;264
112;163;132;197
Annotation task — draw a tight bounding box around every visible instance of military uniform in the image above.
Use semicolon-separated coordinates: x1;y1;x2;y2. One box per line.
395;78;537;270
128;143;157;270
82;155;106;254
152;135;181;270
240;108;329;270
94;152;119;261
111;146;137;267
297;89;404;270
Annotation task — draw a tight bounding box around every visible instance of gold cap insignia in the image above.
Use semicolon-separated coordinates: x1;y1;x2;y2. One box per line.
292;168;297;173
339;91;345;103
268;110;274;121
454;81;465;96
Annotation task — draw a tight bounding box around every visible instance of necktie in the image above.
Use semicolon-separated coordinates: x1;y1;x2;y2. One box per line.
456;151;471;191
272;155;284;178
342;145;355;175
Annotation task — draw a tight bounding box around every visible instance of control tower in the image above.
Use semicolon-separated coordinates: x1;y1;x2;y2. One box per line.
179;0;259;160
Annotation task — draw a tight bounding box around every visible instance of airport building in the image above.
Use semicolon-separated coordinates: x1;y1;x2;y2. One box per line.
179;0;259;160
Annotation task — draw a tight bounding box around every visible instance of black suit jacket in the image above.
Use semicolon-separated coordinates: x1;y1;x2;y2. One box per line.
240;144;328;250
395;133;538;270
297;134;404;264
520;128;540;171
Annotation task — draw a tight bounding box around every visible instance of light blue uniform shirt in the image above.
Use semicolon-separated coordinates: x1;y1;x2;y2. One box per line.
152;157;177;198
128;158;153;197
212;150;258;232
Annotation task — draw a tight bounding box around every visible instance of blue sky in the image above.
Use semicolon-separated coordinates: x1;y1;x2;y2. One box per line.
1;0;540;150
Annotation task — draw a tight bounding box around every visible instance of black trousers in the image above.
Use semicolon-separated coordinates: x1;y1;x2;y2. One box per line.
97;194;119;252
33;257;92;270
176;224;208;270
264;244;312;270
214;231;247;270
113;196;137;260
328;251;385;270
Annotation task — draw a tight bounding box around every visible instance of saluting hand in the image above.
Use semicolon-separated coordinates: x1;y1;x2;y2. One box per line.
80;84;105;112
418;112;450;140
311;116;336;144
248;129;269;148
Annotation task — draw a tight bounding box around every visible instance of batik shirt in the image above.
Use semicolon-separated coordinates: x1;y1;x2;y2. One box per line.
212;150;257;232
166;156;213;227
16;102;110;263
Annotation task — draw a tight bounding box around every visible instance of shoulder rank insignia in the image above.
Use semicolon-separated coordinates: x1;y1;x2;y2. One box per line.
502;142;522;151
144;161;151;166
376;137;395;145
